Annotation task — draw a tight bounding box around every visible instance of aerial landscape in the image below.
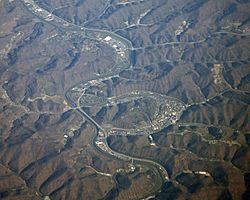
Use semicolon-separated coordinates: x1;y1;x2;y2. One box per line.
0;0;250;199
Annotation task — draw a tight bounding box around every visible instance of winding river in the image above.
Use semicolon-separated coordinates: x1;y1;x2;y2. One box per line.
21;0;186;197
